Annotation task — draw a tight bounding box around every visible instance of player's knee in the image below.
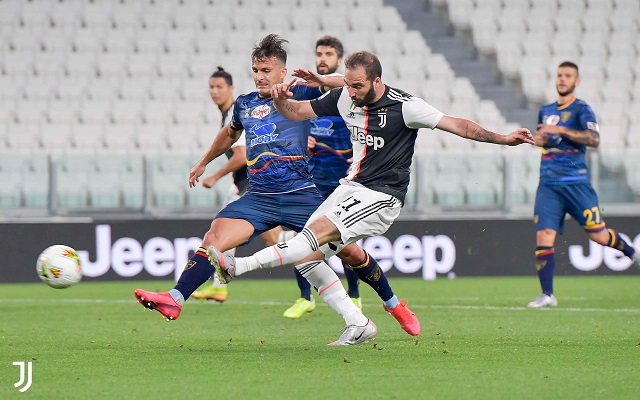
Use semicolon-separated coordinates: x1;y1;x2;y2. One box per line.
588;230;609;246
337;244;365;265
202;229;224;248
307;217;341;243
536;229;556;245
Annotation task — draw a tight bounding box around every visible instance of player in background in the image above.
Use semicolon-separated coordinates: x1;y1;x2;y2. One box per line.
133;35;407;346
191;68;282;302
209;51;534;317
281;36;362;319
528;61;640;308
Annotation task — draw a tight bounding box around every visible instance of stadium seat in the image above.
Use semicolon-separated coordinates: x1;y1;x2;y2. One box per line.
119;77;151;101
53;77;84;102
5;123;42;152
174;101;207;125
40;123;74;153
65;52;98;77
470;10;497;55
102;27;136;53
133;28;166;54
14;99;48;124
79;100;111;124
72;124;104;153
476;100;506;132
0;172;22;208
2;51;36;77
126;53;158;77
137;123;169;149
102;123;137;153
111;100;144;125
142;101;176;125
96;52;130;78
164;29;196;55
23;76;56;101
495;38;523;79
139;5;172;32
55;154;94;208
40;27;73;53
171;3;204;30
22;169;49;208
111;2;143;29
433;172;465;205
87;172;122;208
47;100;80;125
423;53;455;83
446;0;473;29
180;77;210;102
156;54;189;79
148;77;182;101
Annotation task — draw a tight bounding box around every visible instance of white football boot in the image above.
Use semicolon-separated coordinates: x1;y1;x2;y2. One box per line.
527;293;558;308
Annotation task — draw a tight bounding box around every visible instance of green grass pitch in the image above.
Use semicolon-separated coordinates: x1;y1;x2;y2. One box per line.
1;276;639;399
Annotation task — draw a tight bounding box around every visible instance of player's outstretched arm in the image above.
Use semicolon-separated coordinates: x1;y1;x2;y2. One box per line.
202;146;247;188
292;69;344;89
189;123;243;187
436;115;534;146
271;79;318;121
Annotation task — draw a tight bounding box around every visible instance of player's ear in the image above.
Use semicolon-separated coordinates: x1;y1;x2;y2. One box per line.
281;67;287;80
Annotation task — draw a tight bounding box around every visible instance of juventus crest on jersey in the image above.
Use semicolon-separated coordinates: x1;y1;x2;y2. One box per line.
309;85;444;204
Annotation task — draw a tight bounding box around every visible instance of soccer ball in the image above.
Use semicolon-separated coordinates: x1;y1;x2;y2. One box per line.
36;245;82;289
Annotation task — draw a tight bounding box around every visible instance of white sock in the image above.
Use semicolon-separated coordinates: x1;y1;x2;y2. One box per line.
235;227;319;276
277;230;296;242
297;260;368;326
169;289;184;306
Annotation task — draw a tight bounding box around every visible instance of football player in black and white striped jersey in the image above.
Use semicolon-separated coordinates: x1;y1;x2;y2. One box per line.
214;50;533;327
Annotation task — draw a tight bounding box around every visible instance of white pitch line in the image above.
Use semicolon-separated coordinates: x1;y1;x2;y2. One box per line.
430;304;640;313
1;298;640;313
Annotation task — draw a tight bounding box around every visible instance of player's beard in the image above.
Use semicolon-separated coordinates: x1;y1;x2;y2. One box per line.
352;84;377;107
317;63;337;75
556;83;575;97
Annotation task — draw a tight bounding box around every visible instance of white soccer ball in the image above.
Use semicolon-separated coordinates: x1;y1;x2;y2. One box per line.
36;245;83;289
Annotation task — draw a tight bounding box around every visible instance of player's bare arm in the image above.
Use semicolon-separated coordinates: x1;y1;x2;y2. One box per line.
437;115;534;146
292;68;344;89
271;79;318;121
202;146;247;188
537;123;600;147
189;123;243;187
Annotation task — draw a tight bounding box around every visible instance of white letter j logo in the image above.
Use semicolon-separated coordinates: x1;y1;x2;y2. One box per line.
13;361;33;392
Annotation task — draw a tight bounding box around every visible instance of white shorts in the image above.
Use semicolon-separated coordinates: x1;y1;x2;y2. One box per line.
224;185;241;205
307;180;402;257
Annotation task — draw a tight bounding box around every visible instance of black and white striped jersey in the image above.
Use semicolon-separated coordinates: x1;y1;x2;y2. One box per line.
309;85;443;204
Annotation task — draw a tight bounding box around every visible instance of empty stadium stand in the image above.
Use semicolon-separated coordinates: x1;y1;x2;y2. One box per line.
0;0;637;216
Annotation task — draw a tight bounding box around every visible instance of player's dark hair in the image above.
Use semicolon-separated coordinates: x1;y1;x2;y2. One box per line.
558;61;579;75
252;34;288;65
315;35;344;59
345;51;382;81
210;66;233;86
